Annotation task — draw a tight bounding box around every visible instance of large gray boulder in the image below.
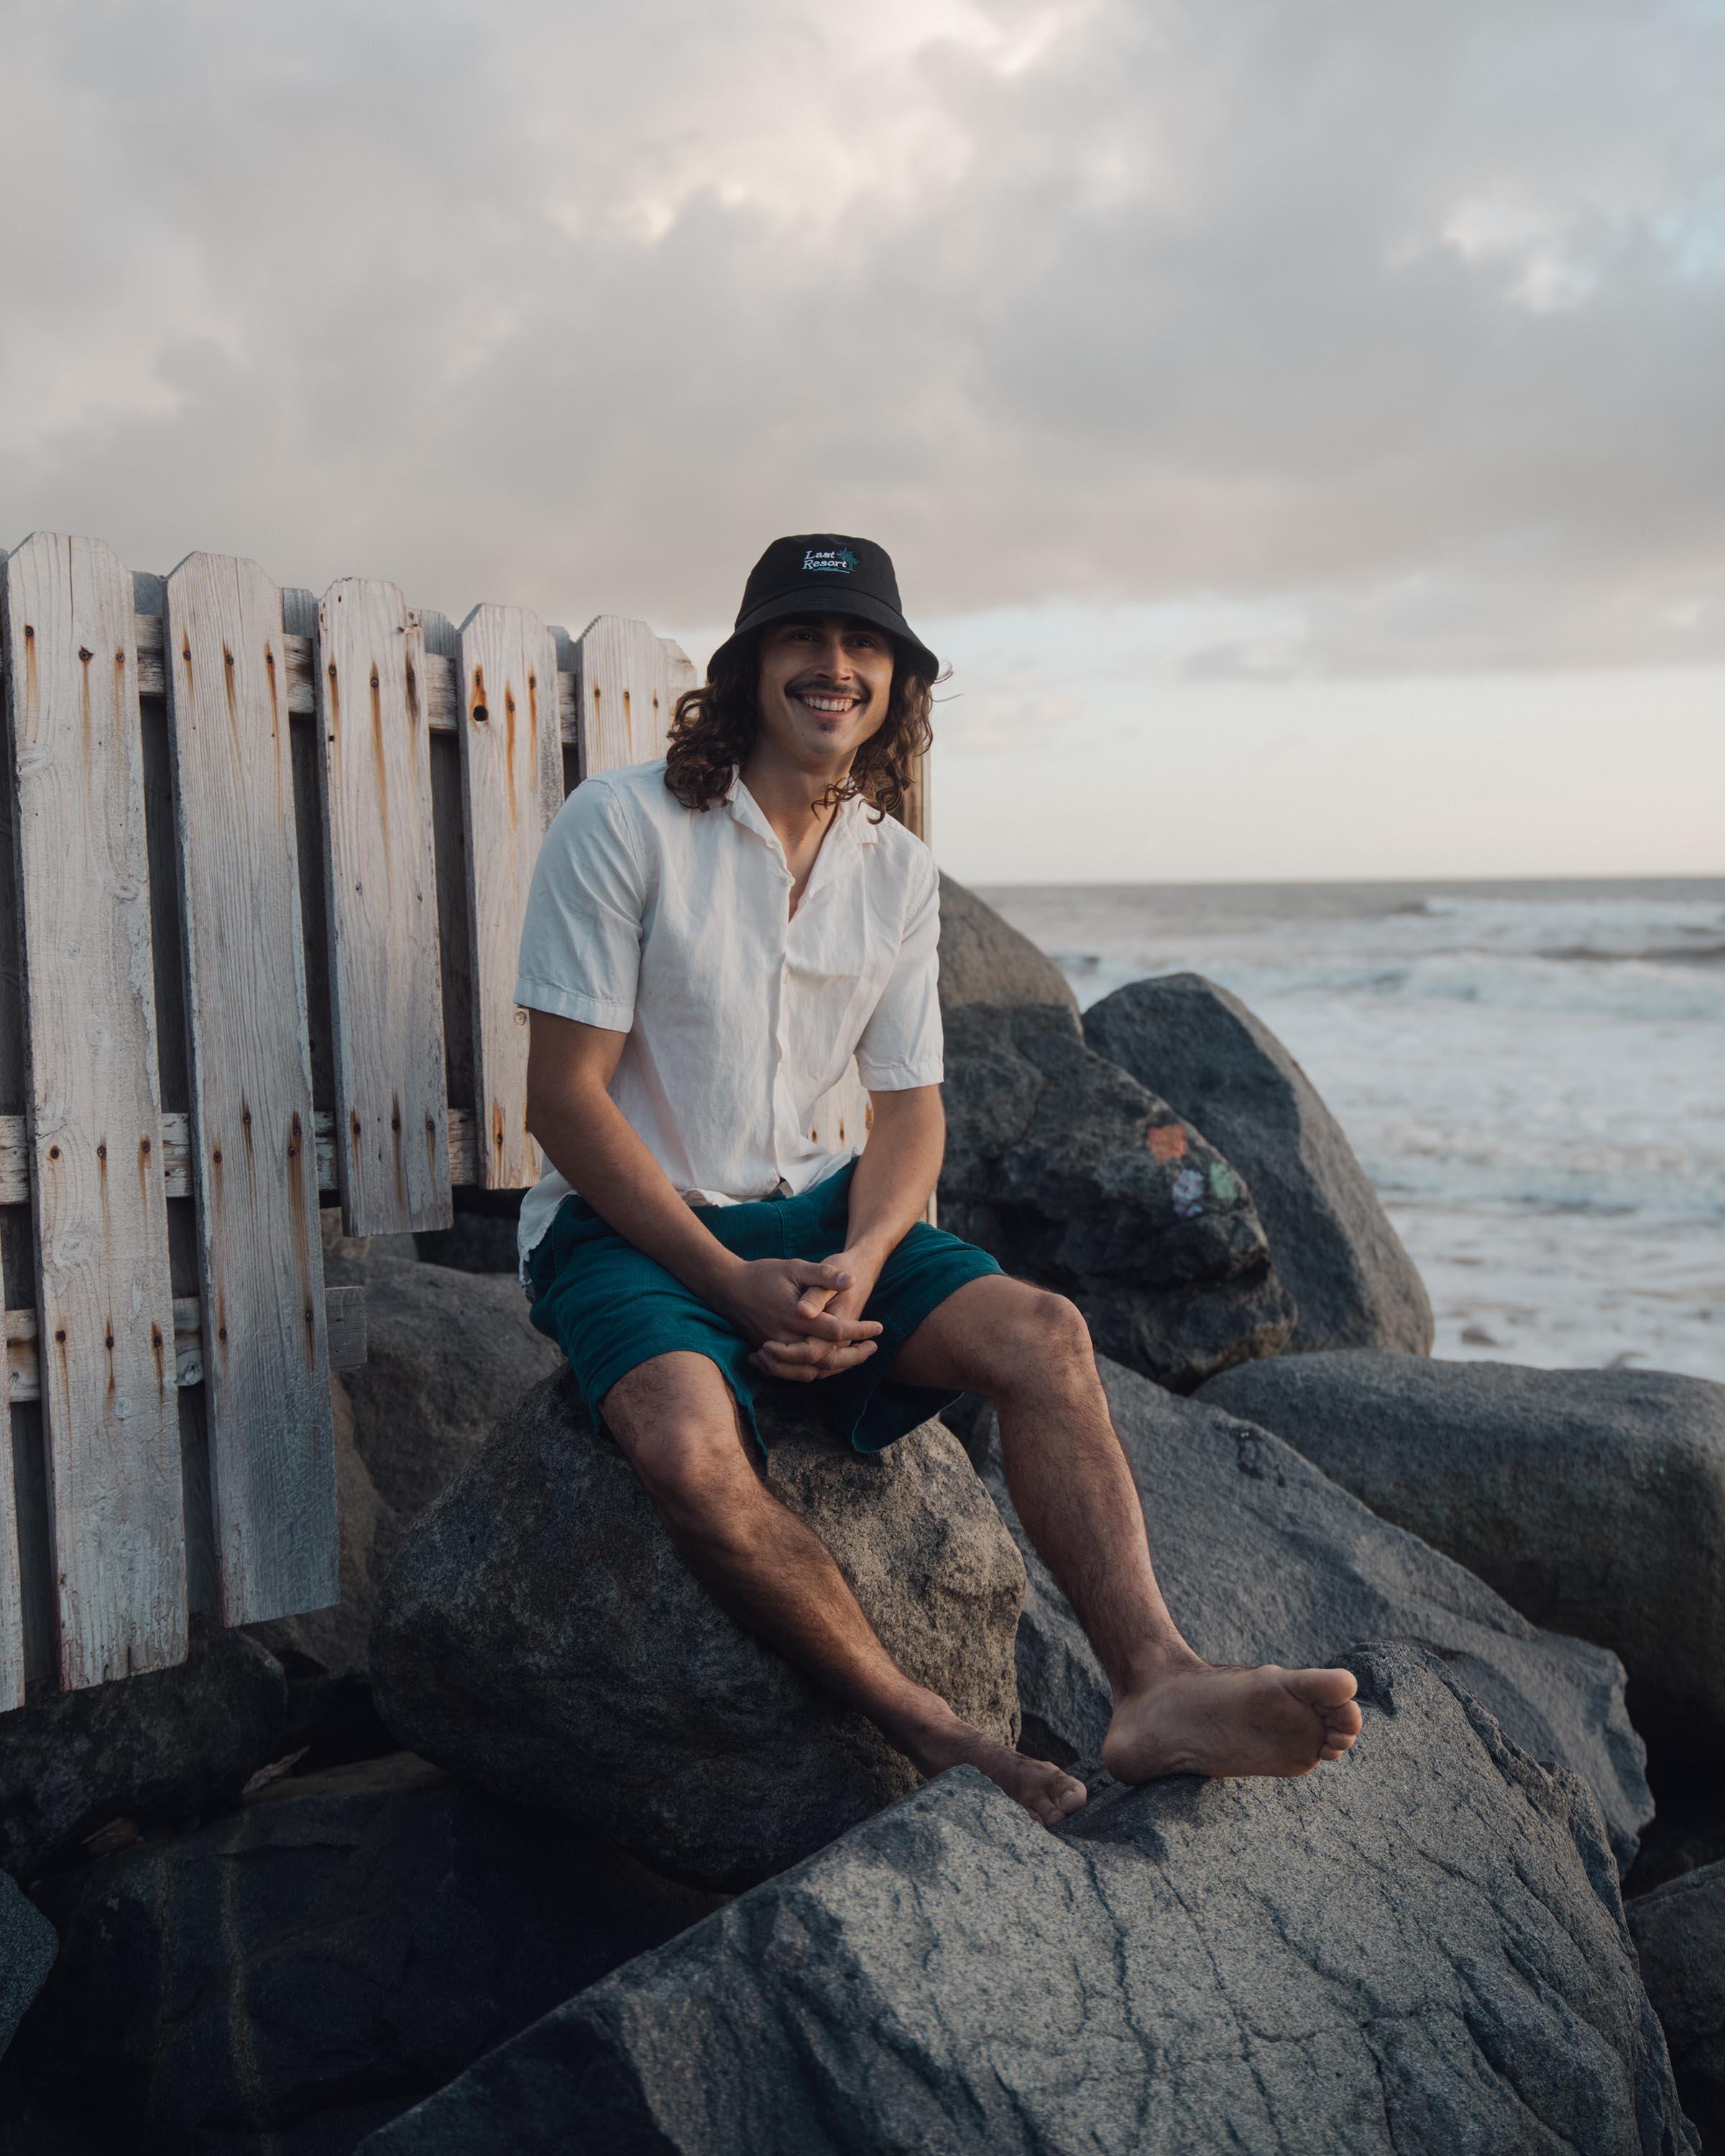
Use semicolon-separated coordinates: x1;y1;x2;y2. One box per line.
936;872;1078;1015
1085;972;1433;1353
0;1870;56;2059
0;1618;288;1884
939;1000;1294;1390
12;1751;720;2155
1200;1353;1725;1761
369;1374;1024;1891
362;1644;1695;2156
981;1353;1650;1871
1629;1861;1725;2150
322;1250;564;1532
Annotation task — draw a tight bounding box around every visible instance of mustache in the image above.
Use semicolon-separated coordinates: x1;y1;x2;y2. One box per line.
786;674;868;699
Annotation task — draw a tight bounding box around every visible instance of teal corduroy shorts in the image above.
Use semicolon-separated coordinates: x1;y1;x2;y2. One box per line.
523;1160;1001;1456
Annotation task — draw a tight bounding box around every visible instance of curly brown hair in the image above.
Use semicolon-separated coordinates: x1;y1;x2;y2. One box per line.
663;629;935;821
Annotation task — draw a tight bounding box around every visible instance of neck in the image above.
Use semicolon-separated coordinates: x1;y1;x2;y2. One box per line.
737;737;851;850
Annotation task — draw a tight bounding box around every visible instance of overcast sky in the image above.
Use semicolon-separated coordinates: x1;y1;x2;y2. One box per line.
4;0;1721;879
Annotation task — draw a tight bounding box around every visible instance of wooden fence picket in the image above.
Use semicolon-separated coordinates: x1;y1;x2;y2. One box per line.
0;1227;22;1711
573;615;674;773
456;605;561;1189
316;579;452;1235
162;553;336;1626
0;563;27;1708
661;637;697;721
1;533;185;1688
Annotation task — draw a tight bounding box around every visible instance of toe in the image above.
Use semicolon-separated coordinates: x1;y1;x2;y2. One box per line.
1291;1664;1359;1708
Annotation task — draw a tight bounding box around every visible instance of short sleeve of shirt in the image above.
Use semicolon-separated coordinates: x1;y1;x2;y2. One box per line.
855;848;944;1089
514;779;645;1030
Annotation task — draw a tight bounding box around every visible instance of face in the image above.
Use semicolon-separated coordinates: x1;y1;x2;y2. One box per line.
755;614;896;768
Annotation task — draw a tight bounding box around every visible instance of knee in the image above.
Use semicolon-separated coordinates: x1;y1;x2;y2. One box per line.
626;1417;751;1530
1006;1289;1095;1386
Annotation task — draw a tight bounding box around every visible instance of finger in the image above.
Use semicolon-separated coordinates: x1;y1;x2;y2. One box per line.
814;1342;878;1374
756;1337;831;1366
794;1285;837;1318
753;1342;875;1380
793;1313;884;1344
790;1260;853;1291
750;1354;818;1382
750;1342;835;1379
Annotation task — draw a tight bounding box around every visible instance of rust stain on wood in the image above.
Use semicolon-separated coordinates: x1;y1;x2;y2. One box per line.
391;1092;407;1207
78;643;94;765
286;1110;316;1368
369;663;390;856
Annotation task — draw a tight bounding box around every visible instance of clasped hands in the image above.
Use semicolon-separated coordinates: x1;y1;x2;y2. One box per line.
715;1252;883;1383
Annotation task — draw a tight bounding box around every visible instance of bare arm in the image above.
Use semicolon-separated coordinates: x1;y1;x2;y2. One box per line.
525;1010;882;1361
748;1084;945;1382
844;1085;944;1273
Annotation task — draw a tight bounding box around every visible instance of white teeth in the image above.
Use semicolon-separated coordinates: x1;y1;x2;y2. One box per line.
799;694;853;713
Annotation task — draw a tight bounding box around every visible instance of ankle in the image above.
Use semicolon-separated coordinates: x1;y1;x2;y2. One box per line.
1112;1634;1206;1699
883;1696;980;1776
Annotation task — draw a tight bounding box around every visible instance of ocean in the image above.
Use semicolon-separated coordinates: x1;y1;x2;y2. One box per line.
973;878;1725;1386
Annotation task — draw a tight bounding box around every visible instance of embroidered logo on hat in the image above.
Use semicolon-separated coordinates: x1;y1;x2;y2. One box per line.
802;547;858;574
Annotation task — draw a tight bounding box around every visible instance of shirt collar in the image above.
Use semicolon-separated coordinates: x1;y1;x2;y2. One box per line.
723;771;883;854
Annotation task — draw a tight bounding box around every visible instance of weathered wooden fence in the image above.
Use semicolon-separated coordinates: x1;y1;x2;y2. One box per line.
0;530;850;1712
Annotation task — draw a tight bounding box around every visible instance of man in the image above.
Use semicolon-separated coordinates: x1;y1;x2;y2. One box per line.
517;534;1361;1828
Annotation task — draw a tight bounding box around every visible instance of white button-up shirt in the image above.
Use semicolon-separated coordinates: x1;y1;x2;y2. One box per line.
512;757;943;1280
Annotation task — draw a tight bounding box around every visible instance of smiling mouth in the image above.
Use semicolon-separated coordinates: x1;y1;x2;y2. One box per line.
791;686;862;717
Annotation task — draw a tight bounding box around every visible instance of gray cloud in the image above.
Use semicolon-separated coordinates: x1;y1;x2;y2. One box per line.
2;0;1722;671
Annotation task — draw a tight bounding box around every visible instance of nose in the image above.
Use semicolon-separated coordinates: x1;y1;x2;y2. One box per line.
815;630;854;681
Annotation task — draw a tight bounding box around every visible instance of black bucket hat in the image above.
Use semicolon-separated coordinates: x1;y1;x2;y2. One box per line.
712;533;939;681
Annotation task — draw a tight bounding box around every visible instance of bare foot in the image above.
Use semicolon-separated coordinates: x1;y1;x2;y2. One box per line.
907;1715;1089;1830
1101;1660;1362;1784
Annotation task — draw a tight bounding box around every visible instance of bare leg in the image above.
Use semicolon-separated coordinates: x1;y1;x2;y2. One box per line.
602;1350;1086;1827
891;1277;1363;1780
